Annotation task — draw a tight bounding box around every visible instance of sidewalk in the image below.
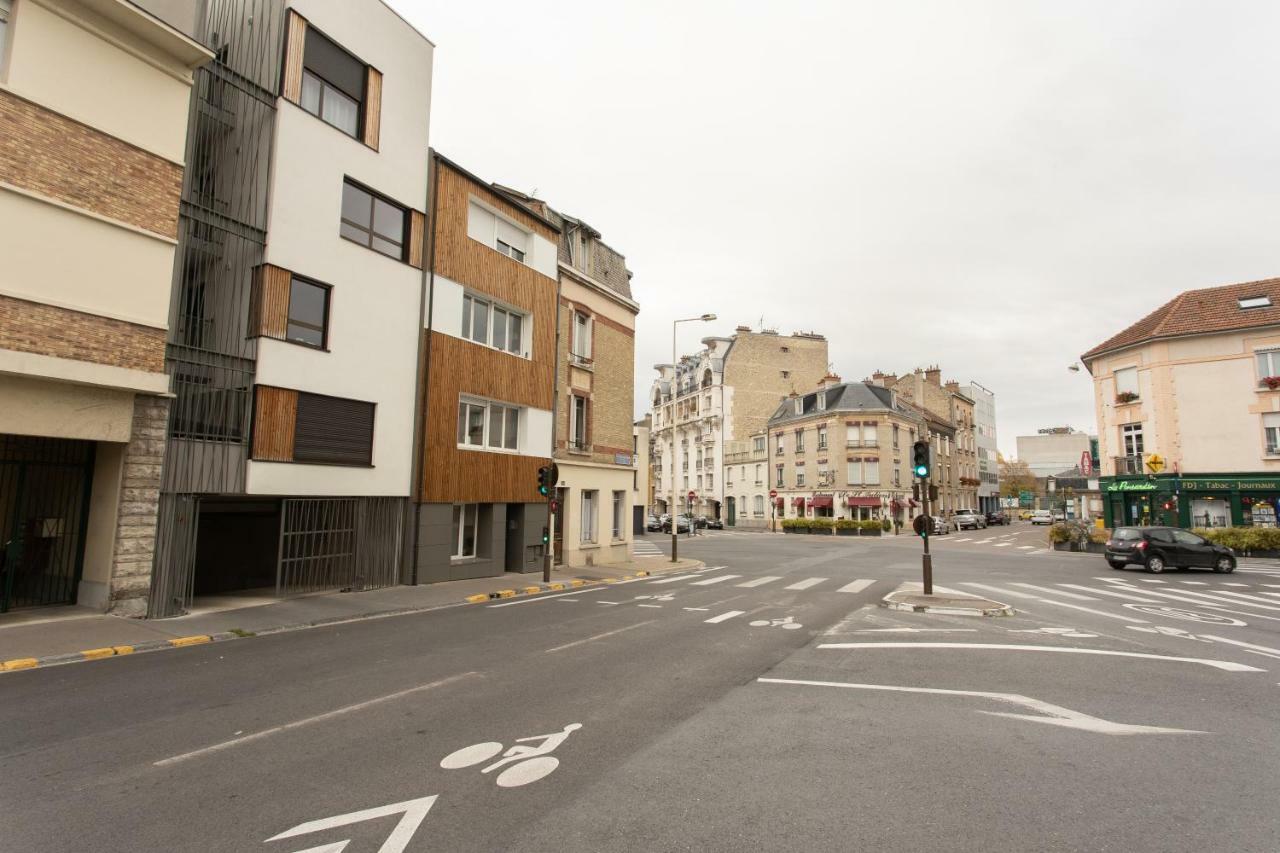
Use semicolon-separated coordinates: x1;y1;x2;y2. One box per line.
1;555;703;672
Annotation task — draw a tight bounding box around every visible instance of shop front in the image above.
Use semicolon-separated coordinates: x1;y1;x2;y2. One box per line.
845;495;882;521
809;494;835;519
1100;473;1280;529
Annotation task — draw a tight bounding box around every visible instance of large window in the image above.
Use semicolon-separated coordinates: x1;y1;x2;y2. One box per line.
571;311;592;363
863;458;881;485
569;394;589;451
1121;423;1144;457
341;180;406;260
612;491;625;540
300;28;365;137
1257;350;1280;381
462;294;525;356
581;490;598;543
457;398;520;451
452;504;479;559
753;436;765;453
753;495;765;516
775;464;784;487
795;429;806;452
796;466;806;487
817;427;828;451
287;276;330;348
294;393;375;466
1265;413;1280;455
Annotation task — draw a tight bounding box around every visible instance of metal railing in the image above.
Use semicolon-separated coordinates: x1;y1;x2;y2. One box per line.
1113;454;1145;475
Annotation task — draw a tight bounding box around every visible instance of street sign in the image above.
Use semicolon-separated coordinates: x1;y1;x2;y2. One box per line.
1081;451;1093;477
1146;454;1165;474
687;490;696;499
1019;490;1033;507
768;489;778;498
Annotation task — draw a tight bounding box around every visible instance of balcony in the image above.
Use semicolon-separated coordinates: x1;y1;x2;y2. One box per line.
846;439;878;449
1114;455;1144;475
569;351;594;369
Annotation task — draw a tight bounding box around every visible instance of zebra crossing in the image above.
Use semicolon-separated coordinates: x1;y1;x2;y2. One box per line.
644;571;880;596
632;540;664;557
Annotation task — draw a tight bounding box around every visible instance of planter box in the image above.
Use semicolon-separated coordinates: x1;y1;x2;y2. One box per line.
783;527;800;534
1052;542;1071;551
1245;548;1280;558
1084;542;1106;554
859;528;882;537
835;528;858;536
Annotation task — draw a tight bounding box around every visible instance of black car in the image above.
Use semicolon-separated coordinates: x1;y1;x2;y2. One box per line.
985;511;1008;526
646;514;663;532
1104;526;1236;574
699;516;723;530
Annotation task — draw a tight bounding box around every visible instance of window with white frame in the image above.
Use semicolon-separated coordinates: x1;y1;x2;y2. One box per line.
817;464;830;486
817;391;826;410
1121;423;1144;457
457;397;520;450
1257;350;1280;382
1114;366;1139;398
753;436;765;453
817;427;828;450
612;491;625;539
796;466;806;487
461;293;526;356
569;394;588;450
795;429;806;452
571;311;592;363
775;464;784;487
1265;413;1280;454
863;458;881;485
581;490;598;543
776;434;785;455
468;201;528;262
755;464;762;483
753;495;765;516
452;504;479;558
848;459;863;485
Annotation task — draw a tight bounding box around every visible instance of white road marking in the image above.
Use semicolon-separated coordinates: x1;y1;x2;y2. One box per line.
1201;634;1280;659
1057;584;1163;604
690;574;741;586
837;579;876;594
1010;583;1097;600
954;538;973;542
1136;579;1166;583
597;601;619;606
649;575;692;584
993;543;1013;548
266;795;438;853
1122;604;1245;626
636;604;663;608
1032;599;1150;623
757;678;1204;735
852;628;978;633
489;586;613;607
682;607;710;611
545;621;655;653
958;582;1038;600
705;610;746;624
737;576;782;588
1204;589;1280;607
1121;585;1280;613
814;642;1262;672
784;577;827;590
975;538;995;544
1263;584;1280;589
1222;582;1249;588
1179;581;1208;586
155;673;480;766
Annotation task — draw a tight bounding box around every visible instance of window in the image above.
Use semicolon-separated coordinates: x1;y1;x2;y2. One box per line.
452;504;479;558
581;490;598;543
300;28;365;137
862;423;877;447
571;311;592;362
464;202;529;262
893;425;900;449
755;464;762;484
706;473;714;489
1240;296;1272;310
817;464;830;485
818;427;828;450
1265;413;1280;454
462;294;525;356
775;464;784;487
753;436;765;453
456;398;519;451
294;393;375;465
286;276;330;348
753;495;765;516
848;460;862;485
776;434;785;455
893;467;901;487
341;180;406;260
1114;366;1139;398
0;0;9;70
817;391;826;410
569;395;588;451
1257;350;1280;380
612;491;625;540
1121;423;1144;457
863;458;881;485
795;430;806;452
796;466;806;487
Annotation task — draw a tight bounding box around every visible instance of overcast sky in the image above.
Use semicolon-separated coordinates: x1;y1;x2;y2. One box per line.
391;0;1280;458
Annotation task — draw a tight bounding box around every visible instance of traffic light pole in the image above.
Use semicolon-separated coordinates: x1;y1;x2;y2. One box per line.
920;476;933;596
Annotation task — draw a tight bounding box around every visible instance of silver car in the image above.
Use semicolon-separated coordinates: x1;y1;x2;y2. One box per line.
953;510;986;531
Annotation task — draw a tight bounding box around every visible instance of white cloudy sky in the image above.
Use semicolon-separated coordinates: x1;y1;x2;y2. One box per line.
391;0;1280;457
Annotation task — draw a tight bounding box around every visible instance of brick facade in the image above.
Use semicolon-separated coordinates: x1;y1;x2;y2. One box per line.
722;332;829;442
0;89;182;239
557;298;635;466
107;395;169;616
0;293;166;373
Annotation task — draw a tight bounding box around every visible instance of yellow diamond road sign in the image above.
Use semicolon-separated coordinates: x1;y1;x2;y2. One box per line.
1145;454;1165;474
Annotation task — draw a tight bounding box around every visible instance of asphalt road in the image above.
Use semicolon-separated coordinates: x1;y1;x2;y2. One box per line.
3;522;1279;852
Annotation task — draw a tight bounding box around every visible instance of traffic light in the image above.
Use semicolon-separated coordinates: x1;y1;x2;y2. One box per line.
537;463;559;497
911;440;933;479
912;514;929;538
541;526;550;545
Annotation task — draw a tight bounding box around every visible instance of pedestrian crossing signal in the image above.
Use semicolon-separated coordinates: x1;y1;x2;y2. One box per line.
541;526;550;545
912;515;929;538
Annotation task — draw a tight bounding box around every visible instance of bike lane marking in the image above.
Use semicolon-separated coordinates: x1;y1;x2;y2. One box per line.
705;610;746;624
814;642;1262;672
544;620;656;654
690;575;741;586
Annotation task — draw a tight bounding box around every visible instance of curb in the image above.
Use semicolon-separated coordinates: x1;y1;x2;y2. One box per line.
462;571;653;605
880;595;1014;618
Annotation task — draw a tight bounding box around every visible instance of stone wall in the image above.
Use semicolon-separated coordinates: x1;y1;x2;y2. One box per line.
108;395;169;616
722;332;829;443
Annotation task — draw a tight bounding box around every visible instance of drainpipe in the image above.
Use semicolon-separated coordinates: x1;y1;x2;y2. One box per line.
409;152;442;585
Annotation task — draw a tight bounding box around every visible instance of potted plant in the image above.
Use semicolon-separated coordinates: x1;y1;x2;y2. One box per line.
1048;523;1073;550
1262;376;1280;391
1115;391;1139;404
881;518;893;533
858;519;883;537
834;518;859;537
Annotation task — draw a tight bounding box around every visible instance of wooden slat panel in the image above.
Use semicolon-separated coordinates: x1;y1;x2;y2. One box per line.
281;11;308;104
363;67;382;150
249;264;291;339
408;209;425;269
252;386;298;462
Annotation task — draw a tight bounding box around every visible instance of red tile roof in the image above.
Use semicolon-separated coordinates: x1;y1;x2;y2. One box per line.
1081;276;1280;362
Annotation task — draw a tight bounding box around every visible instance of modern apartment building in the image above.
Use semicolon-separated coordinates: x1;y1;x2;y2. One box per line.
876;367;979;515
651;328;828;520
1083;276;1280;529
765;377;924;525
413;154;556;581
494;189;639;569
0;0;209;613
142;0;433;615
962;382;1000;513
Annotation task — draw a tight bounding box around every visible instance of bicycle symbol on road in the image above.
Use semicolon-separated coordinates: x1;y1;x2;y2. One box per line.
440;723;582;788
749;615;803;630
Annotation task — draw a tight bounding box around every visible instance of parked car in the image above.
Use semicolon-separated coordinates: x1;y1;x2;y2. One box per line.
954;510;986;531
1052;510;1066;522
700;516;724;530
646;514;663;532
1104;526;1236;574
1017;510;1033;521
1030;510;1053;525
986;511;1008;526
660;515;691;533
930;515;952;535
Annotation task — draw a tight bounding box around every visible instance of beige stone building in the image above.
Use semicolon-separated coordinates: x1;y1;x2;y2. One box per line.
0;0;209;613
1083;276;1280;529
874;367;980;516
765;376;925;526
650;328;828;522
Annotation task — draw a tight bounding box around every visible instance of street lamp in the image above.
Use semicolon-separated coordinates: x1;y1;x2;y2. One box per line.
671;313;716;563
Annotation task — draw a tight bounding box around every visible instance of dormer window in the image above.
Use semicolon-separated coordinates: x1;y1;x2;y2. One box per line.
794;398;802;415
1239;296;1272;310
817;391;826;410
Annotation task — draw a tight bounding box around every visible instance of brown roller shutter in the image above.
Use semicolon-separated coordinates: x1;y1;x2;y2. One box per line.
281;11;308;104
249;264;291;339
252;386;298;461
363;67;382;150
294;393;375;466
407;209;425;269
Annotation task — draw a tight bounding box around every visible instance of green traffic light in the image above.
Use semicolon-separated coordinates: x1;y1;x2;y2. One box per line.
914;464;928;477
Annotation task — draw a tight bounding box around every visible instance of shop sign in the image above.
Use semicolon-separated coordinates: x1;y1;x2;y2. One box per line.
1181;479;1280;491
1106;481;1158;492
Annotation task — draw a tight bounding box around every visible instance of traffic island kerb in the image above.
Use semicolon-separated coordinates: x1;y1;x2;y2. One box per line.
881;588;1014;617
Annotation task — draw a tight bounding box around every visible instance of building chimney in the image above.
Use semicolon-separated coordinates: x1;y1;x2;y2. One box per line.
821;372;842;389
925;366;942;386
944;380;959;392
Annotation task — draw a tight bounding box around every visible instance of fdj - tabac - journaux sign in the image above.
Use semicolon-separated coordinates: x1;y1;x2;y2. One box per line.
1180;479;1280;491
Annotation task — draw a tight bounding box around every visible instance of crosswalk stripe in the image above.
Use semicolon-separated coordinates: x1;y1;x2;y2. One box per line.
837;579;876;594
704;610;745;624
1206;589;1280;607
784;577;827;590
1109;584;1280;613
1010;583;1097;601
690;574;741;586
1178;581;1208;585
648;575;691;584
954;538;972;542
993;543;1012;548
1017;546;1035;550
1058;584;1163;603
1222;583;1248;588
959;582;1038;600
1135;579;1165;583
738;576;782;588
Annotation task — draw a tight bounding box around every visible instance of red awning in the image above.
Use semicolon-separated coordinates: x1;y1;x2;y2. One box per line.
809;495;834;508
847;497;881;507
791;497;806;507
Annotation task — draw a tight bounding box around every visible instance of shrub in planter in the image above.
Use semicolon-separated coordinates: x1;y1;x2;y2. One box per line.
881;518;893;532
1262;376;1280;391
1048;523;1072;544
781;518;807;533
1115;391;1139;404
834;519;859;536
810;518;836;534
1196;526;1280;553
856;520;883;536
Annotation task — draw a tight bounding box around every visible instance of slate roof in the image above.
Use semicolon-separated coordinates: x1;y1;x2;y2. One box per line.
767;383;923;429
1081;276;1280;362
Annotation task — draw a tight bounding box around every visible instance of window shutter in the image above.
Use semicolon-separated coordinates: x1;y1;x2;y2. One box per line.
408;209;426;269
586;397;593;448
294;393;376;466
281;10;308;104
249;264;291;339
252;386;298;461
363;66;382;149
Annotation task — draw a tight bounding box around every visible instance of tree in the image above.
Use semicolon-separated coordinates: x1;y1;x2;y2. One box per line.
998;454;1036;499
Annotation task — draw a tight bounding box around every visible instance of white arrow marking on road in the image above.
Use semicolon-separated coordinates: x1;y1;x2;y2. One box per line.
815;642;1263;672
267;795;437;853
289;843;350;853
757;678;1204;735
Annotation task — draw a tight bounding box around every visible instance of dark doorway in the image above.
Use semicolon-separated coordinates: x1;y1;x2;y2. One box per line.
553;487;566;565
192;498;280;596
504;503;524;571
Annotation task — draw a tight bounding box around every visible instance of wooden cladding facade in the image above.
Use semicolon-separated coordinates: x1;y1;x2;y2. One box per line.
252;386;298;462
281;10;307;104
408;209;426;269
249;264;291;339
419;161;560;504
363;67;383;150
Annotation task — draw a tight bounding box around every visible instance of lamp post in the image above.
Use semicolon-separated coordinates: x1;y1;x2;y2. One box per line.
671;313;716;562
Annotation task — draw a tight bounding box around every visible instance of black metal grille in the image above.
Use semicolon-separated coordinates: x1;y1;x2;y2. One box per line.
278;498;402;596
